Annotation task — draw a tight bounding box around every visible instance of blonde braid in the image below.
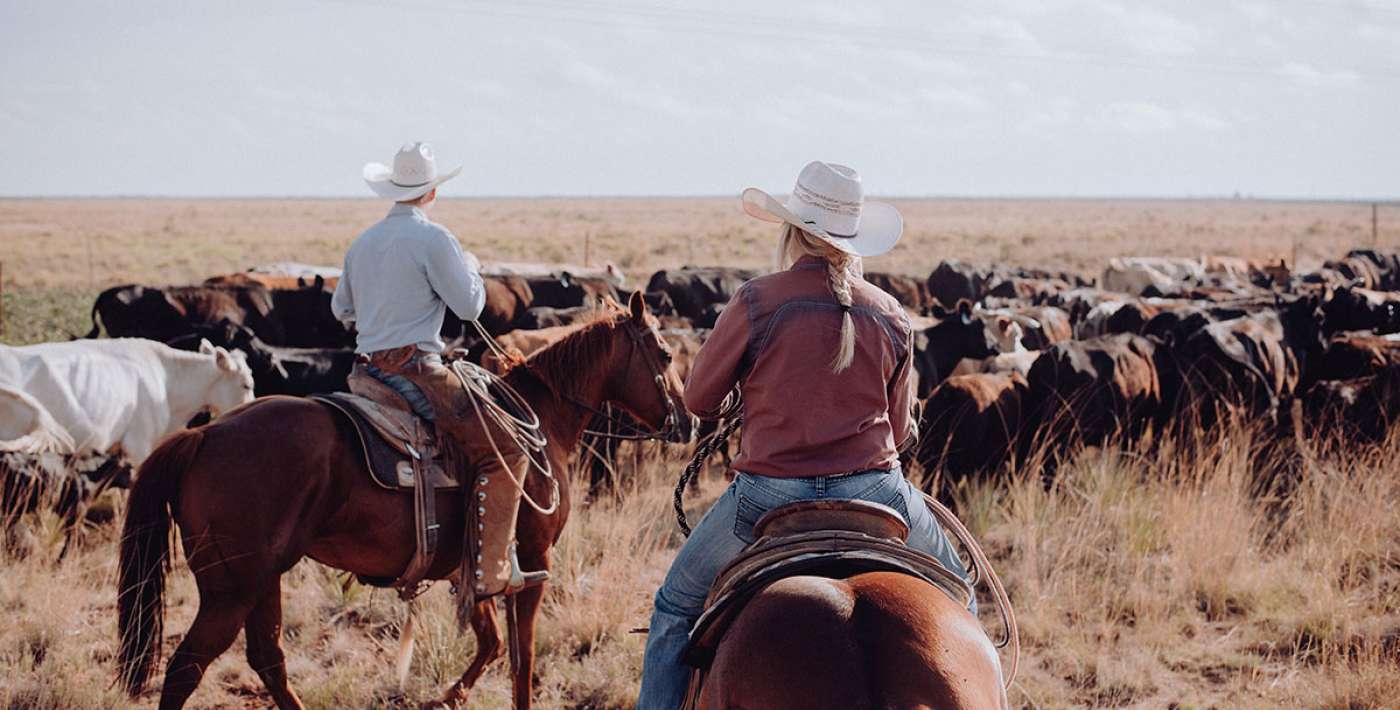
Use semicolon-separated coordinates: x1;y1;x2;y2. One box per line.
826;253;857;373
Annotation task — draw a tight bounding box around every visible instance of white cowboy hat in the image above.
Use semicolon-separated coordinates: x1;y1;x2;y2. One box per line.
363;142;462;201
741;161;903;257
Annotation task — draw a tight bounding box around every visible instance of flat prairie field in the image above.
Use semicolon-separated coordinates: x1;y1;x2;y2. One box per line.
1;197;1395;288
1;198;1398;709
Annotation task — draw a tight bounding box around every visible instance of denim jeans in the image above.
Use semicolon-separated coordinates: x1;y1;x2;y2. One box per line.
363;359;438;421
636;468;973;709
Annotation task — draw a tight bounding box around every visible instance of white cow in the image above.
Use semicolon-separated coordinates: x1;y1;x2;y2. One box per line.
0;338;254;462
1101;257;1205;295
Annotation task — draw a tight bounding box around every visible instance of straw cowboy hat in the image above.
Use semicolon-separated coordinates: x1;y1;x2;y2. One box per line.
741;161;903;257
363;142;462;201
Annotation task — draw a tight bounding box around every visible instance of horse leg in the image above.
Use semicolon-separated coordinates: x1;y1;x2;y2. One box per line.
509;584;546;710
159;596;255;710
244;582;305;710
430;599;503;708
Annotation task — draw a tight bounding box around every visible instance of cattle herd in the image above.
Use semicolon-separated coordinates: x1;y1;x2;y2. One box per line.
4;247;1400;530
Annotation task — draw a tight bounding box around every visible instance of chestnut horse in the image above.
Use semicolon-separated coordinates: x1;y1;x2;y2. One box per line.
117;294;689;709
698;572;1006;709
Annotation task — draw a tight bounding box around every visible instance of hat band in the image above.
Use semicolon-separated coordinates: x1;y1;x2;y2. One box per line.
794;181;861;217
802;220;855;239
390;177;434;188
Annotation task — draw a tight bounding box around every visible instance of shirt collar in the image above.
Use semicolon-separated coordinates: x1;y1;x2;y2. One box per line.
387;203;424;219
790;255;828;271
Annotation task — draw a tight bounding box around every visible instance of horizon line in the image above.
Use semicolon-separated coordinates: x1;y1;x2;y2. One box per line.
1;193;1398;204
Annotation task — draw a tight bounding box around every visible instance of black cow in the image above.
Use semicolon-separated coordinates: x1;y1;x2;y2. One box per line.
168;322;354;396
646;267;757;324
85;283;279;343
911;300;1001;399
1022;334;1164;462
926;260;996;310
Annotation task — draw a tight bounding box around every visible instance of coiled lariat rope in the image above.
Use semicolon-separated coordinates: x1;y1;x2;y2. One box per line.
450;322;560;516
671;391;1018;689
674;390;745;536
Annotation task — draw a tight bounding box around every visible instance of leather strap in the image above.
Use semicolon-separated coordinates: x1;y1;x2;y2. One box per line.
395;418;440;599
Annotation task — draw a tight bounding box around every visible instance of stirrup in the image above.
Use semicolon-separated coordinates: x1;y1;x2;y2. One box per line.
507;542;549;592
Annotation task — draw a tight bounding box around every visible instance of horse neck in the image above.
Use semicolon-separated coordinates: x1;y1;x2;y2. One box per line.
509;324;624;455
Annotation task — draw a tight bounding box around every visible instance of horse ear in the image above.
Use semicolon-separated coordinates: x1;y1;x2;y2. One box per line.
628;289;647;322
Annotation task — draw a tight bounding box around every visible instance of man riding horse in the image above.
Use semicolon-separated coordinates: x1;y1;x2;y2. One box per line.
330;141;547;602
637;162;979;708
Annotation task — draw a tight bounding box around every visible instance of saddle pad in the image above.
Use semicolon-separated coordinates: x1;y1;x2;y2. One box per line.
681;530;973;669
312;394;461;492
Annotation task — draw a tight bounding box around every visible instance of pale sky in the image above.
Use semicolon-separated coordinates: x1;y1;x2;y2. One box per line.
1;0;1397;198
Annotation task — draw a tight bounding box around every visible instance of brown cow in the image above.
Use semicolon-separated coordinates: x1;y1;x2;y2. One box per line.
914;372;1027;490
864;272;932;312
204;272;340;291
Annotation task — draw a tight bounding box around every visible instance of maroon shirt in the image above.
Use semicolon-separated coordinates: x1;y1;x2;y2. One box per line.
684;256;915;478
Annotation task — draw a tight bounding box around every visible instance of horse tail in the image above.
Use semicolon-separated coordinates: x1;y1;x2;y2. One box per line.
116;428;204;695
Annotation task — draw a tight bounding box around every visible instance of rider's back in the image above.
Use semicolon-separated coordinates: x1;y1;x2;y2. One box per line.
685;255;914;478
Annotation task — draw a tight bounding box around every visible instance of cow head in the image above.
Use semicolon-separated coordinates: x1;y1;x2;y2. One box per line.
198;339;256;415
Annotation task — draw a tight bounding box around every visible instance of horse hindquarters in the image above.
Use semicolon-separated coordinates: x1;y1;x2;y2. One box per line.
700;573;1004;710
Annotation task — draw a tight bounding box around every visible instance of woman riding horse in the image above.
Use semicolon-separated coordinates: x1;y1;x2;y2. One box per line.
638;162;981;708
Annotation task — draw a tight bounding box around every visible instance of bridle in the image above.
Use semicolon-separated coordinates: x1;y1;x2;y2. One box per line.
560;318;689;442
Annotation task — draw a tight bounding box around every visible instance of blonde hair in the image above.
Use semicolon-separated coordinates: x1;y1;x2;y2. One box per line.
776;224;860;373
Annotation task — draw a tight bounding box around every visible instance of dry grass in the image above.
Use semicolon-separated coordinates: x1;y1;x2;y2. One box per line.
1;430;1398;709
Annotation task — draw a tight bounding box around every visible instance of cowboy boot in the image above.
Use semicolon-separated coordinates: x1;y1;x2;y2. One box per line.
469;451;549;600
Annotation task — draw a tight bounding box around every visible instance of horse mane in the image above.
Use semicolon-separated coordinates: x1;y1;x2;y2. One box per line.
507;302;628;401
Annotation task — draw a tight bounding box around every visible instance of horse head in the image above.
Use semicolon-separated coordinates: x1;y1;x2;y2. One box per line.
605;291;694;444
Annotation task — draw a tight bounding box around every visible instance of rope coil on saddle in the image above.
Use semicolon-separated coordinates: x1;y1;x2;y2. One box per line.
673;390;1019;689
450;322;562;516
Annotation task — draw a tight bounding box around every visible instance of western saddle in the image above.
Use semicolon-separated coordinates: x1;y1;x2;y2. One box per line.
311;365;467;597
680;499;973;707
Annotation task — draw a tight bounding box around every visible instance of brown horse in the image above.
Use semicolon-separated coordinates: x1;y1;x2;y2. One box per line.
698;572;1006;709
117;293;690;709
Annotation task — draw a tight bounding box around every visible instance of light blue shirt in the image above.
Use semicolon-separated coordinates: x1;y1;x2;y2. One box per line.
331;203;485;354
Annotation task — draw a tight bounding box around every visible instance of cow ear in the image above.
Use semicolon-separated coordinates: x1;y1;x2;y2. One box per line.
929;303;949;320
628;289;647;322
198;338;216;355
214;347;234;371
957;300;973;324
